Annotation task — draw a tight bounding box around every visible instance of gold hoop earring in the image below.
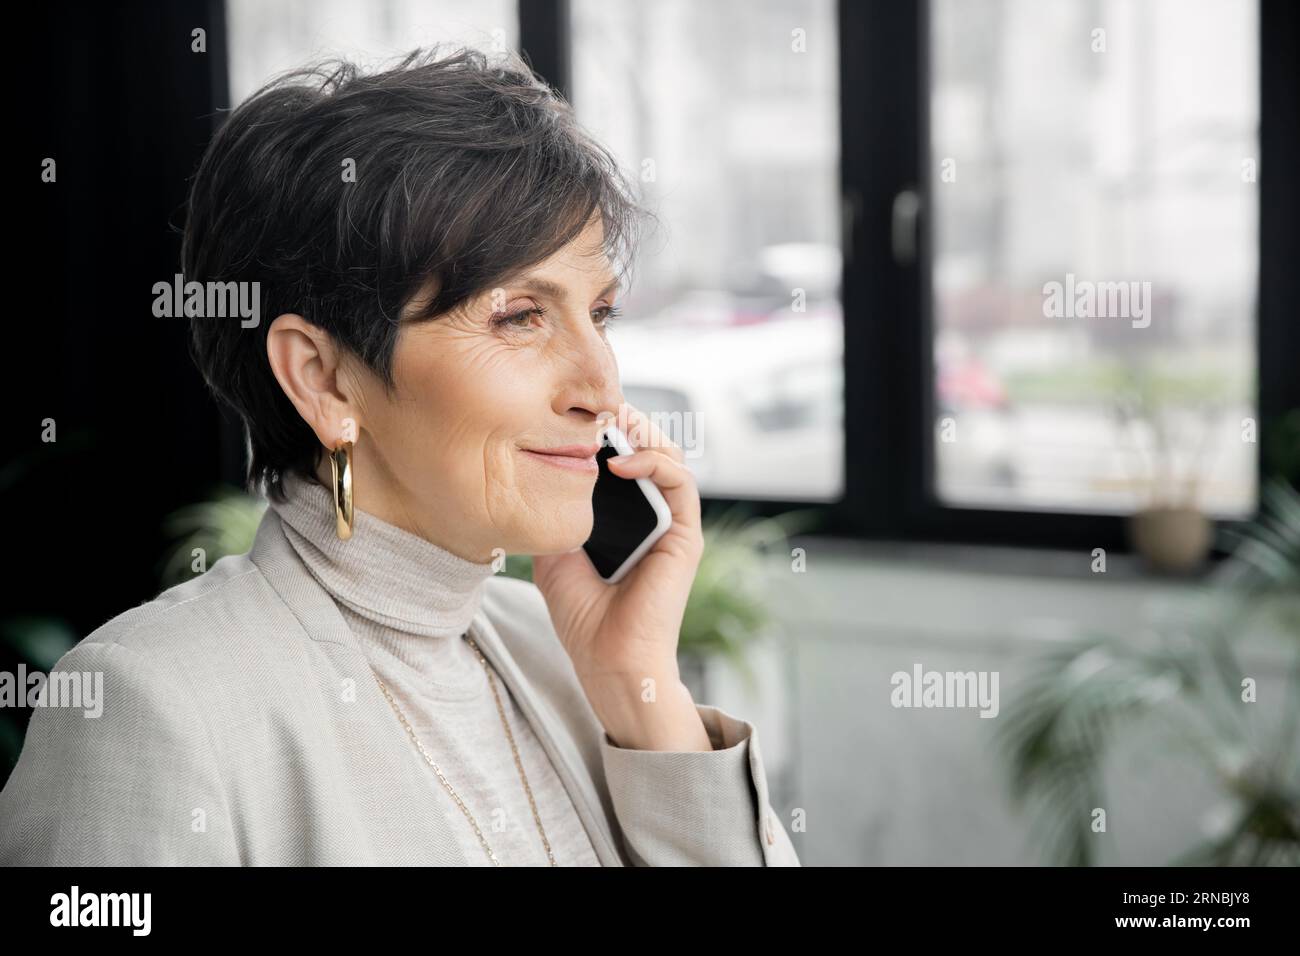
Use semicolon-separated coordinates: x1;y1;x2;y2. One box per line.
329;440;354;540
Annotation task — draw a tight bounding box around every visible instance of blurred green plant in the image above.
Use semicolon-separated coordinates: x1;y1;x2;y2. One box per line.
681;504;820;691
999;477;1300;866
159;485;267;586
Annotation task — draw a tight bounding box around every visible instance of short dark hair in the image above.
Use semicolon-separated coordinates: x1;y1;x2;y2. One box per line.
183;45;644;501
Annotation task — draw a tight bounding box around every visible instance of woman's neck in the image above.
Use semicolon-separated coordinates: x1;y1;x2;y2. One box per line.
271;468;498;640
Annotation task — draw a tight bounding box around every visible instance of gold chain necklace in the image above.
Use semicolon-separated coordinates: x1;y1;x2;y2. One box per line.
371;634;557;867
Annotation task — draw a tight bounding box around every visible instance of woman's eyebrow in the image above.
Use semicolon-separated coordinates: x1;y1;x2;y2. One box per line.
512;275;621;302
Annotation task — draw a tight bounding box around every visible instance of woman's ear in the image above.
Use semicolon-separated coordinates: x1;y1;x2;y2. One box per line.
265;313;359;447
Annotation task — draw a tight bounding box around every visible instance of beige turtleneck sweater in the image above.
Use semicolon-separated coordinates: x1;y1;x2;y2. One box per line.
270;470;600;866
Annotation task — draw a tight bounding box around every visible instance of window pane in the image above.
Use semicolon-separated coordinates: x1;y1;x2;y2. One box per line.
930;0;1258;516
572;0;843;500
227;0;517;103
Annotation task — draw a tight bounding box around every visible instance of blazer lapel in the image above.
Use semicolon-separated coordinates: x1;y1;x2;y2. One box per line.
250;507;625;866
250;509;471;865
467;610;627;867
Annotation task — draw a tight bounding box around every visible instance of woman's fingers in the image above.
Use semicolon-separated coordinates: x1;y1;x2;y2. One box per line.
608;402;685;464
607;448;700;531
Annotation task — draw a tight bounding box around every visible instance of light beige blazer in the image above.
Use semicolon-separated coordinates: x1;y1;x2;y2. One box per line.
0;506;800;866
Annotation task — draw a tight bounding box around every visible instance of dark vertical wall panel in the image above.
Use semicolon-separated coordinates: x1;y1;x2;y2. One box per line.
12;0;229;634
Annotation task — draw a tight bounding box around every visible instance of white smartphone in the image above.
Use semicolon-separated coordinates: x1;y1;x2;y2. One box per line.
582;423;673;584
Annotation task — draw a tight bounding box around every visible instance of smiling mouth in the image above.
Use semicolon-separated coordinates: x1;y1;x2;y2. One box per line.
518;444;600;475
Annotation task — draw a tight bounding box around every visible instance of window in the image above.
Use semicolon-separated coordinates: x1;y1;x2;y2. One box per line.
570;0;843;501
929;0;1258;518
217;0;1294;547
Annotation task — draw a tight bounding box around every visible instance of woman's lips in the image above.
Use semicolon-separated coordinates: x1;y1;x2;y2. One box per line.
519;444;600;475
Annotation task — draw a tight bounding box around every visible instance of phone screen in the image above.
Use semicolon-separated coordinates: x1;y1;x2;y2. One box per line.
582;438;661;579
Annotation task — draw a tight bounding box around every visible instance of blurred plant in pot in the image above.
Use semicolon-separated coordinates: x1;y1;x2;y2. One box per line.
999;476;1300;866
1110;359;1246;573
499;505;820;701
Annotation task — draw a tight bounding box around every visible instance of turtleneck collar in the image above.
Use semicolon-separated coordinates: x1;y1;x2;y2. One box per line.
269;469;498;640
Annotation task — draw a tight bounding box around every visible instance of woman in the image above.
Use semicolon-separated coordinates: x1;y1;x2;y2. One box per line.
0;47;799;866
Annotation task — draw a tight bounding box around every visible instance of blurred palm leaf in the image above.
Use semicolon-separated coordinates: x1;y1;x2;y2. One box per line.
999;479;1300;866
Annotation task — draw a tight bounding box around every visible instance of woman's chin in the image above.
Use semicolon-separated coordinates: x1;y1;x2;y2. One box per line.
519;508;593;556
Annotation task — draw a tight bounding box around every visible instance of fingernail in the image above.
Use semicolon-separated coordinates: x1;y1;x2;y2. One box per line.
608;454;630;464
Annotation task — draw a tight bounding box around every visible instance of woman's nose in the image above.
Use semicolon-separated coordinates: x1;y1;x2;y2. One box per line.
555;322;623;420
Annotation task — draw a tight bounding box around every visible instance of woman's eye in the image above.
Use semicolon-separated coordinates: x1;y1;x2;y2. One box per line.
491;306;546;330
489;304;621;332
593;305;622;327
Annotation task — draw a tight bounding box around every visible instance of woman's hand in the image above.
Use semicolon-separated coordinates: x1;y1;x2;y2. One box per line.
531;403;711;752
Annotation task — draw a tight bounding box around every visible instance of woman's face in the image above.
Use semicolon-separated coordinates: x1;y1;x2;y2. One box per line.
325;217;626;563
